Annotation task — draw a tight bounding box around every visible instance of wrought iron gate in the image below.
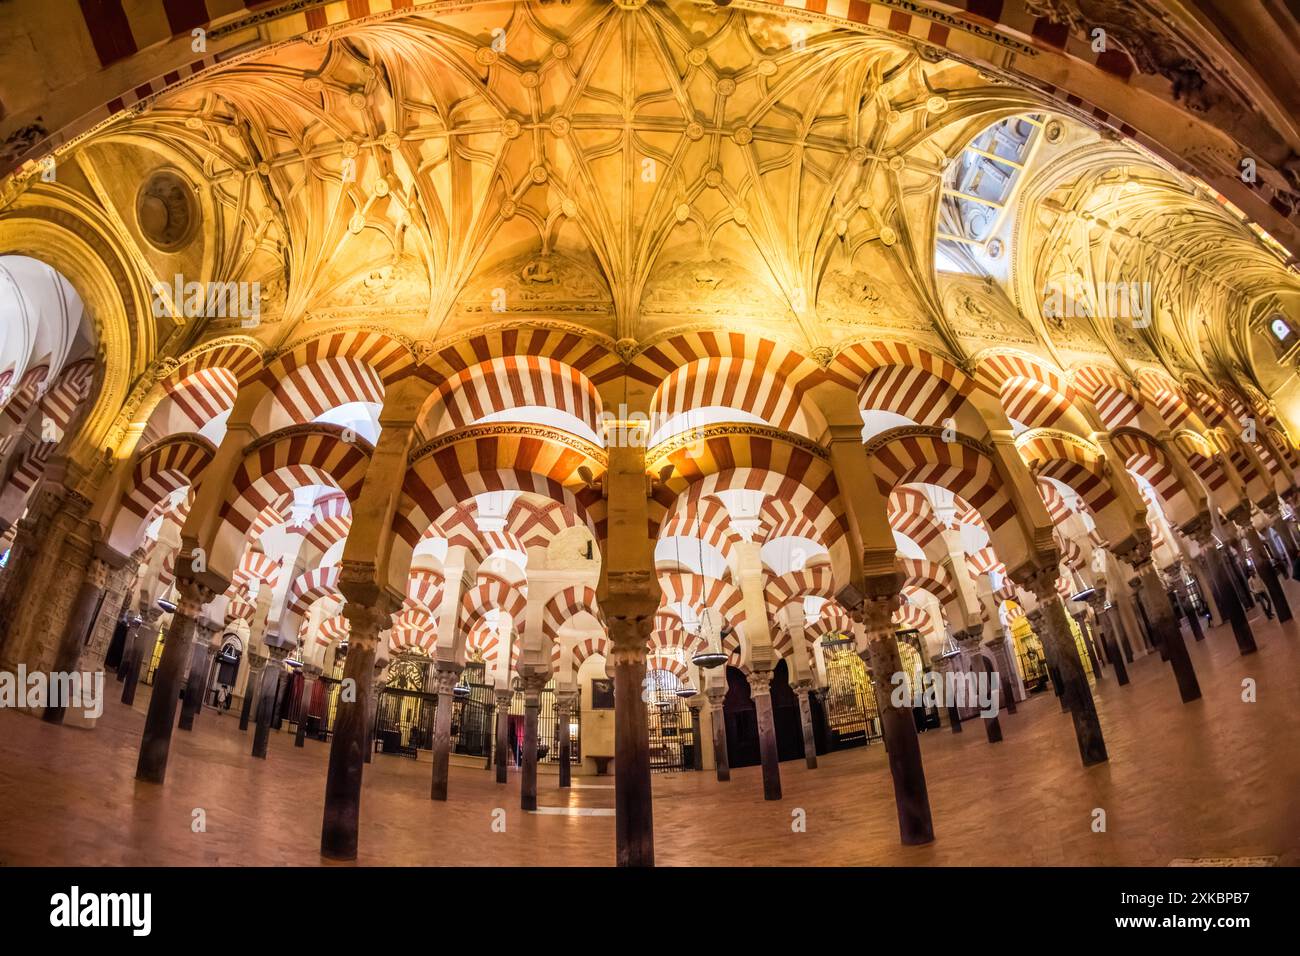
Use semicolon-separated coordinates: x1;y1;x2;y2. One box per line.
821;637;881;749
506;677;581;767
644;669;697;772
373;656;496;758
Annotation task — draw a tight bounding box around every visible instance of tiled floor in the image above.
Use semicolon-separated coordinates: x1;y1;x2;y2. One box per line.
2;605;1299;866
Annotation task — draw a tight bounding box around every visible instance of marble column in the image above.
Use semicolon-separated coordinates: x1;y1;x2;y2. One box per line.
239;651;266;731
1026;570;1108;767
294;664;320;747
1170;564;1205;642
494;689;512;784
687;697;705;771
1086;594;1128;686
320;603;381;861
747;669;783;800
609;614;654;867
555;689;576;788
1242;519;1292;623
136;576;216;784
43;555;113;725
519;669;547;813
1132;552;1200;704
1270;514;1300;579
1189;522;1257;655
429;661;462;801
984;635;1020;711
1071;612;1104;677
178;624;219;731
859;590;933;845
705;682;730;782
120;611;155;705
363;661;383;765
793;681;818;769
252;646;288;758
116;614;142;682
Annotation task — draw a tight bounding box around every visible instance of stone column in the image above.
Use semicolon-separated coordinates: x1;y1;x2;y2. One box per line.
320;602;381;861
42;555;112;725
363;660;383;764
178;624;219;731
747;669;783;800
857;586;933;845
518;669;547;813
1024;568;1108;767
793;681;818;769
121;610;159;706
429;661;462;801
1188;520;1257;655
983;634;1021;710
1086;593;1128;686
555;688;576;788
609;613;655;867
1169;564;1205;642
959;632;1003;743
294;664;321;748
687;697;705;771
494;688;512;784
136;576;216;784
1242;517;1293;623
705;682;730;782
239;651;266;731
116;613;142;682
1269;514;1300;579
1071;612;1104;677
252;645;288;758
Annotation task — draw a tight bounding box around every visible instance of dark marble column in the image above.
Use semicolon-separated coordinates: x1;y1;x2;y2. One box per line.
363;662;383;765
1134;556;1201;704
1071;612;1104;677
1086;594;1128;686
794;682;818;769
178;628;218;731
239;652;266;730
43;555;112;725
555;689;576;789
705;683;730;782
252;648;287;758
519;670;546;813
1270;515;1300;579
123;608;164;707
1191;526;1258;655
609;615;654;867
1244;522;1292;623
1028;573;1108;767
320;603;380;861
294;664;319;748
429;661;462;801
747;669;783;800
116;615;140;682
136;577;216;784
687;698;705;771
859;590;934;846
983;637;1018;713
1170;566;1205;642
494;689;512;784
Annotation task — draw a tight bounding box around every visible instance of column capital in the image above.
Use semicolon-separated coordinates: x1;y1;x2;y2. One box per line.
705;684;727;707
173;577;217;618
554;688;578;710
746;669;773;697
495;688;514;707
1010;561;1059;604
431;662;461;696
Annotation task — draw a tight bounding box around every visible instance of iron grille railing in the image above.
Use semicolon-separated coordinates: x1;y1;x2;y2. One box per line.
822;639;881;749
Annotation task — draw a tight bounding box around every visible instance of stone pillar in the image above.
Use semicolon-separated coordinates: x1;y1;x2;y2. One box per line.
294;664;320;748
1169;564;1205;642
239;651;266;731
687;697;705;771
1188;521;1257;655
178;624;219;731
116;613;142;682
429;661;462;801
793;681;818;769
1086;594;1128;686
983;634;1021;709
320;602;381;861
609;613;655;867
747;669;783;800
494;689;512;784
555;688;576;788
1243;520;1292;623
363;660;383;764
705;682;730;782
121;608;161;706
858;580;934;845
519;669;546;813
252;646;288;758
43;555;113;725
1270;514;1300;579
1071;611;1104;677
136;576;216;784
1024;568;1108;767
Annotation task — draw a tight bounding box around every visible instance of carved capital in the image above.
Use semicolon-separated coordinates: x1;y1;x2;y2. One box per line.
746;669;773;697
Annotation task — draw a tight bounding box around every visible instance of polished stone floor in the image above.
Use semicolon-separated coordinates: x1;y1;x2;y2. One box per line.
2;602;1299;866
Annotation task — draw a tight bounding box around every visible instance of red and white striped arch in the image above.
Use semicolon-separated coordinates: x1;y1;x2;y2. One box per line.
764;566;835;623
1017;432;1133;547
892;603;935;640
540;585;604;645
406;569;445;611
1136;368;1197;431
232;550;281;593
422;355;604;439
805;600;853;640
224;596;256;626
1110;428;1199;527
975;351;1077;430
459;572;527;639
657;495;745;563
426;329;623;390
629;332;822;399
286;565;343;619
1071;364;1145;430
888;487;948;552
0;364;49;428
108;435;215;552
757;496;826;547
389;603;437;653
897;558;958;609
831;341;981;426
1173;431;1236;509
649;353;821;439
656;573;747;637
